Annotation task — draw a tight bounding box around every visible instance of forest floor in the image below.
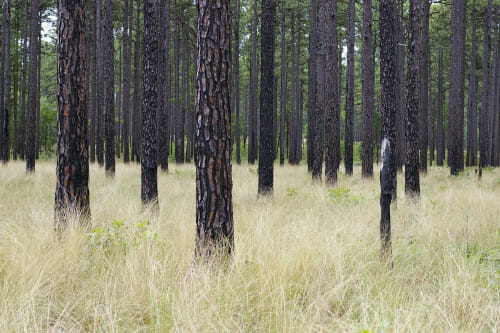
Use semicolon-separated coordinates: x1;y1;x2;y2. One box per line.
0;161;498;332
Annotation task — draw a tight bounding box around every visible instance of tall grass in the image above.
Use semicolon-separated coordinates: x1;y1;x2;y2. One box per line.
0;161;498;332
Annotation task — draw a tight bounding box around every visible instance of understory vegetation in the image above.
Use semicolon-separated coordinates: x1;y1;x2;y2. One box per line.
0;161;498;332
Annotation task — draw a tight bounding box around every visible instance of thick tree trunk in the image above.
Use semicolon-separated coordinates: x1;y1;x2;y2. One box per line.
312;0;325;180
103;0;115;176
55;0;90;230
405;0;420;197
419;0;430;173
479;0;492;169
1;0;11;163
195;0;234;257
448;0;466;175
466;3;478;167
248;0;258;164
344;0;355;176
141;0;158;209
394;0;405;171
379;0;396;264
258;0;276;194
361;0;374;178
324;0;339;185
26;0;39;172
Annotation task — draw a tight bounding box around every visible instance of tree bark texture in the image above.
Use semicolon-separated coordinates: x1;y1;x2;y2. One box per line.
234;0;241;165
437;48;445;166
248;0;258;164
344;0;355;176
1;0;11;163
448;0;466;175
361;0;374;178
103;0;115;176
26;0;39;172
122;0;131;163
466;3;478;167
279;3;286;166
479;0;492;169
307;0;317;172
55;0;90;230
419;0;430;173
195;0;234;258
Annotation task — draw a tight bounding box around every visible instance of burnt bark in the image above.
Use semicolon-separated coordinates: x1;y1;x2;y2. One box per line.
55;0;90;230
379;0;396;264
448;0;466;175
195;0;234;258
324;0;339;185
26;0;39;172
405;0;420;197
258;0;276;195
141;0;158;209
419;0;430;173
344;0;355;176
361;0;374;178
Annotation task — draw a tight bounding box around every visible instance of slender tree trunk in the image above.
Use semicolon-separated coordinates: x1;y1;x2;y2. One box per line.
279;4;286;166
448;0;466;175
395;0;405;171
35;28;41;159
437;48;444;166
103;0;115;176
379;0;396;264
89;1;97;163
96;0;104;166
235;0;241;164
307;0;317;172
296;28;303;163
158;0;170;171
26;0;39;172
289;14;296;165
258;0;276;194
344;0;355;176
479;0;492;170
141;0;158;209
405;0;420;197
312;0;325;180
116;38;122;159
195;0;234;257
324;0;339;184
361;0;374;178
132;0;142;163
467;2;478;167
489;20;499;166
248;0;258;164
2;0;11;163
419;0;430;173
122;0;131;163
19;0;29;160
55;0;90;230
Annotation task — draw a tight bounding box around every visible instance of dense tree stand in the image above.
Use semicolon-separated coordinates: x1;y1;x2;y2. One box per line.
379;0;396;265
54;0;90;231
141;0;158;211
194;0;234;258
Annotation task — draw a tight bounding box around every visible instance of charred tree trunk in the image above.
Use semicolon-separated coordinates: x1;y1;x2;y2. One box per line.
344;0;355;176
324;0;339;185
141;0;158;209
195;0;234;258
419;0;430;173
489;20;499;166
379;0;396;264
395;0;405;171
448;0;466;176
122;0;132;163
55;0;90;230
405;0;420;197
26;0;39;172
258;0;276;195
361;0;374;178
467;3;478;167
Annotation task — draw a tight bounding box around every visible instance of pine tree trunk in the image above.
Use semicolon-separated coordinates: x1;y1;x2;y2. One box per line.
195;0;234;257
296;28;303;163
1;0;11;163
324;0;339;185
405;0;420;197
122;0;131;163
26;0;39;172
19;0;29;160
395;0;405;171
312;0;325;180
132;0;142;163
379;0;396;264
448;0;466;176
96;0;104;166
55;0;90;230
344;0;355;176
235;0;241;165
307;0;317;172
141;0;158;209
466;3;478;167
89;1;97;163
437;48;444;166
258;0;276;194
361;0;374;178
248;0;258;165
419;0;430;173
489;20;499;166
103;0;115;176
279;4;286;166
479;0;492;169
158;0;170;171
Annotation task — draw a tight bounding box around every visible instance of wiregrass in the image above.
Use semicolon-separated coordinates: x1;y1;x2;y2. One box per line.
0;161;498;332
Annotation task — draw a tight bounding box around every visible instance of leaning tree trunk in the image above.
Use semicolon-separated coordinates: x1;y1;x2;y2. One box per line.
141;0;158;209
55;0;90;231
405;0;420;197
361;0;374;178
258;0;276;195
195;0;234;258
467;2;478;167
103;0;115;176
2;0;11;163
26;0;39;172
324;0;339;185
379;0;396;264
344;0;355;176
448;0;466;176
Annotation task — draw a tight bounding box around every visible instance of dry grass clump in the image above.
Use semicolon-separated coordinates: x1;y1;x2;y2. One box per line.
0;161;498;332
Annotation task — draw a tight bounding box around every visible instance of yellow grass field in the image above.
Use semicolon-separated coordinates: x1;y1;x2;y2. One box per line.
0;161;498;332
